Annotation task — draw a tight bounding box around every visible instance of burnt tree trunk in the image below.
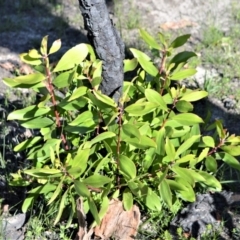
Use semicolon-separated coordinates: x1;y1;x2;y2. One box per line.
78;0;125;104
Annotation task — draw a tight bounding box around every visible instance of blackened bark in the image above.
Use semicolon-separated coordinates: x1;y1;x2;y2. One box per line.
78;0;125;104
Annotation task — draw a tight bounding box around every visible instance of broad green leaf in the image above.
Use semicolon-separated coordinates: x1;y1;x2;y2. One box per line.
165;137;176;160
140;29;161;49
74;180;90;197
125;136;157;149
20;117;54;129
40;35;48;55
82;175;112;188
20;53;42;65
69;111;95;126
122;124;141;140
53;70;74;88
220;145;240;156
202;136;215;148
124;58;138;73
24;168;62;176
4;72;45;87
198;171;221;191
176;135;201;157
176;154;195;164
98;197;109;220
145;89;168;111
125;102;159;116
170;51;197;65
197;147;209;162
178;186;196;202
88;198;100;225
144;189;162;211
166;179;187;191
171;113;203;125
159;179;172;208
22;194;35;213
49;39;61;55
217;152;240;171
215;120;226;139
68;86;88;101
119;155;136;180
175;100;193;113
90;132;116;146
156;128;165;155
170;69;197;80
170;34;191;48
14;136;42;152
172;166;194;186
185;169;206;182
54;188;69;225
48;177;64;205
130;48;158;76
181;91;208;102
205;156;218;173
53;43;89;72
28;49;42;58
67;148;90;178
94;90;117;108
123;189;133;211
8;105;51;120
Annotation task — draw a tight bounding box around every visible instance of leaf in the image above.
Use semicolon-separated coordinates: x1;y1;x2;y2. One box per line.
4;72;46;87
122;124;141;140
215;120;226;139
14;137;42;152
170;69;197;80
48;177;64;205
159;179;172;208
28;49;42;58
220;145;240;156
144;189;162;211
8;105;51;120
68;86;88;101
145;89;168;111
40;35;48;55
156;128;165;155
53;70;74;88
170;51;197;65
74;180;90;198
172;166;194;186
165;137;176;160
125;102;159;116
205;156;218;173
140;29;161;49
130;48;158;76
53;43;89;72
176;135;201;157
170;34;191;48
68;111;95;126
49;39;61;55
82;175;112;188
123;189;133;211
119;155;136;180
198;171;222;191
20;53;42;65
90;132;116;146
202;136;215;148
175;100;193;113
181;91;208;102
94;90;117;108
20;117;54;129
171;113;203;125
54;188;69;225
124;58;138;73
167;179;187;191
22;194;35;213
217;152;240;171
88;198;100;225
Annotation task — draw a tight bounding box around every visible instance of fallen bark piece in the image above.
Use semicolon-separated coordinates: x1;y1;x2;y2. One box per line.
94;199;140;240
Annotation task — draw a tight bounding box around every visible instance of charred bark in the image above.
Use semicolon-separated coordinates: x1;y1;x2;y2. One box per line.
78;0;125;104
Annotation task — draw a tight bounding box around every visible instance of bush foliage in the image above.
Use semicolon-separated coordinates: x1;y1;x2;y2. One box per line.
4;30;240;228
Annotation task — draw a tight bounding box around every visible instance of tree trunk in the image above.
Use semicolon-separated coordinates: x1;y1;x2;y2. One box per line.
78;0;125;104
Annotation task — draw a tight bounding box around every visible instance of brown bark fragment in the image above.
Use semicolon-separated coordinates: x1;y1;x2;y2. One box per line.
94;199;141;240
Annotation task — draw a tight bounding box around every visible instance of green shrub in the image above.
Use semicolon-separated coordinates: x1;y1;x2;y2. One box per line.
4;30;240;230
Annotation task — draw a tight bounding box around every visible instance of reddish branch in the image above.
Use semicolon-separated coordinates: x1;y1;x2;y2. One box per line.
43;56;69;150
